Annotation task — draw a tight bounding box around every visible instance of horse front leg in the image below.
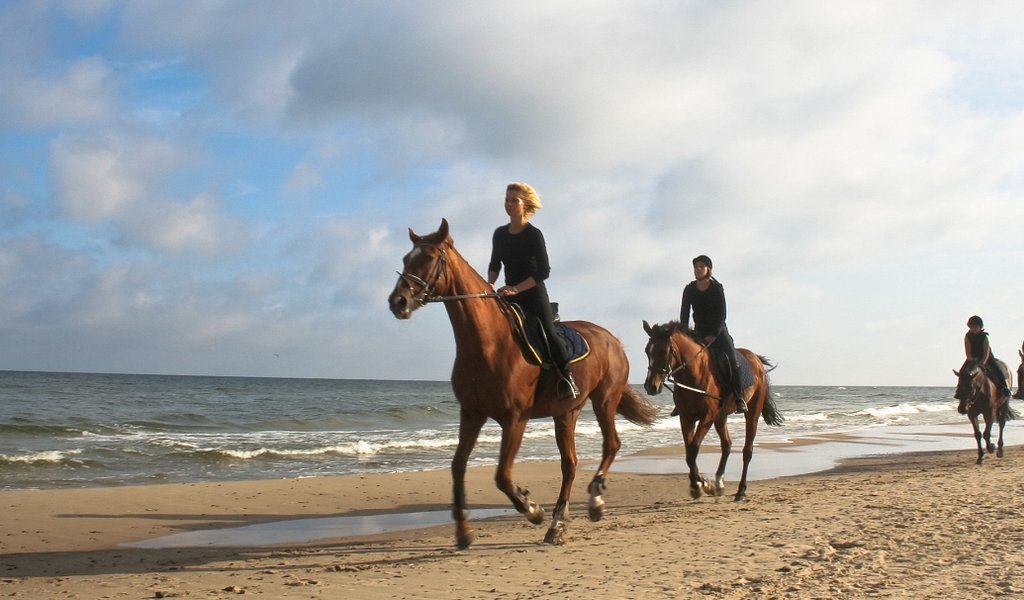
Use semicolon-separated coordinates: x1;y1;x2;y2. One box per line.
452;412;487;549
682;418;714;499
544;410;580;545
983;418;996;455
495;417;545;526
711;416;732;498
969;416;985;465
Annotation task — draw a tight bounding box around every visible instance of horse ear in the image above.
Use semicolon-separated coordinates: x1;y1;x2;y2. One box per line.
438;218;450;240
643;320;653;335
408;227;422;244
952;368;960;377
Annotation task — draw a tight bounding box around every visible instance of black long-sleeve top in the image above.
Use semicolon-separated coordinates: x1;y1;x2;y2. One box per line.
965;330;995;364
488;223;551;286
680;278;727;339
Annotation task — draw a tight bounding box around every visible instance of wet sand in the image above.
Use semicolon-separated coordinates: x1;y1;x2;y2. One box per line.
2;429;1022;598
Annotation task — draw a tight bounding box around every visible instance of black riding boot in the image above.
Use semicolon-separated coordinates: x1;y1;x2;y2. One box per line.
558;367;579;400
733;385;747;413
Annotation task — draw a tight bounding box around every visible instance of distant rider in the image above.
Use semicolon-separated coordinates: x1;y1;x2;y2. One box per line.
964;315;1011;398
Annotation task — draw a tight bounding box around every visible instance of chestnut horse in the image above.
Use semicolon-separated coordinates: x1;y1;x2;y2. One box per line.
642;320;782;501
388;219;658;548
953;359;1017;464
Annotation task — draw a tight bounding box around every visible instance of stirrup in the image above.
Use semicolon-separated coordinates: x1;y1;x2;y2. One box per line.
734;395;748;413
559;373;579;399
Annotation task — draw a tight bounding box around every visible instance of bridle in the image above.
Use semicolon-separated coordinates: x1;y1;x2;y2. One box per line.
396;245;498;307
958;364;987;413
647;333;719;399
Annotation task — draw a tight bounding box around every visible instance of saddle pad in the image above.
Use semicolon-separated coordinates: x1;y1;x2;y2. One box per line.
736;351;756;390
711;349;756;392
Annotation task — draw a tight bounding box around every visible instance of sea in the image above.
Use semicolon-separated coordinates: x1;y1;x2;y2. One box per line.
0;370;1002;492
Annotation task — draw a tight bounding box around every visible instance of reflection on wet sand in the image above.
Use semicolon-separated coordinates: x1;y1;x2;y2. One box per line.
124;508;515;549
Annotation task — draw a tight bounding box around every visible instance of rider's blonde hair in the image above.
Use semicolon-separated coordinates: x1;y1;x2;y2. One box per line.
507;182;543;216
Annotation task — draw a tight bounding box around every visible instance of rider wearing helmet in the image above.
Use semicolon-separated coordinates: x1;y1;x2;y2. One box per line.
680;255;746;413
964;315;1011;398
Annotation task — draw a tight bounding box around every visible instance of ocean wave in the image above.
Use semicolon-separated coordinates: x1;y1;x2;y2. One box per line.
859;403;955;418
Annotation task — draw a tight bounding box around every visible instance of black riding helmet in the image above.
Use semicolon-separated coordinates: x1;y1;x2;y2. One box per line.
967;315;984;328
692;255;713;269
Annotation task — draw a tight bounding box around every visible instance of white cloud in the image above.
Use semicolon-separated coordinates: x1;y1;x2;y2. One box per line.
52;134;181;222
124;193;248;257
0;57;116;128
5;1;1024;384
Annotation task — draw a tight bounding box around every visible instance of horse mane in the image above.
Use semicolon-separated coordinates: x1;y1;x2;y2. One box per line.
650;320;701;343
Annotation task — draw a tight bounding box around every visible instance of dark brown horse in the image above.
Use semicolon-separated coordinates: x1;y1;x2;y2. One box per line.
388;219;658;548
1015;348;1024;400
642;320;782;501
953;359;1017;464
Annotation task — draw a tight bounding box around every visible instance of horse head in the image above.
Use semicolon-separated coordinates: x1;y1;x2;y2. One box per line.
953;359;982;412
643;320;679;395
388;218;453;319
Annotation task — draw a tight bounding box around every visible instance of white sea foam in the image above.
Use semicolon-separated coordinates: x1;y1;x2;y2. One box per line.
0;449;81;464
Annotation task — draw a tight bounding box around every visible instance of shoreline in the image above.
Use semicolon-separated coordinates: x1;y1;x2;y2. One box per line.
2;435;1022;598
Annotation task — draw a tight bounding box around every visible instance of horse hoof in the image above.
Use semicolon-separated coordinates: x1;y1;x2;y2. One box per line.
526;503;545;525
689;487;703;500
456;530;474;550
733;493;746;502
588;495;605;522
997;448;1005;458
543;522;566;545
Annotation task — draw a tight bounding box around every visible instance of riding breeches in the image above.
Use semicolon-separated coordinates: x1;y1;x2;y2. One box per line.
709;326;742;398
510;285;570;373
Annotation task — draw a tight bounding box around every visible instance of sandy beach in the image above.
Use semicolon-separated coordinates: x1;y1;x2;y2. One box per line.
3;437;1024;599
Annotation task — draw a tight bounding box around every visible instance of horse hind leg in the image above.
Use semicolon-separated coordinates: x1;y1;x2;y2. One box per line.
587;472;607;521
997;418;1007;458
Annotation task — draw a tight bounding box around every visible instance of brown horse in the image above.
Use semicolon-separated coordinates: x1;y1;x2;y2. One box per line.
642;320;782;501
388;219;658;548
953;359;1017;464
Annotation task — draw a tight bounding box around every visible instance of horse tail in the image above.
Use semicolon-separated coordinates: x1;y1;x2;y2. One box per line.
758;355;784;426
618;386;659;426
1002;401;1020;421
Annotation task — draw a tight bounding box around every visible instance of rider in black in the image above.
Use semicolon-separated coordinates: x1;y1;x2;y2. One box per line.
488;182;578;400
964;315;1011;398
680;255;746;413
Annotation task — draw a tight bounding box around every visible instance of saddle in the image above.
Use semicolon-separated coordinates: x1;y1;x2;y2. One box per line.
507;302;590;368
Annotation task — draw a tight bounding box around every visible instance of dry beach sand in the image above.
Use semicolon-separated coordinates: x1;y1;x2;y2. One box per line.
2;441;1024;599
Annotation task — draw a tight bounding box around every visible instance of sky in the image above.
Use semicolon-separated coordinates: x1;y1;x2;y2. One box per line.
1;1;1022;386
